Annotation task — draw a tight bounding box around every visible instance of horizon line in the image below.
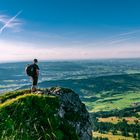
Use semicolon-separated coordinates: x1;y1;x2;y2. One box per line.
0;57;140;64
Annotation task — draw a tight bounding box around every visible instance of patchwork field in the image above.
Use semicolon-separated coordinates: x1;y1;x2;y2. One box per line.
80;74;140;140
93;132;135;140
98;116;140;125
84;91;140;112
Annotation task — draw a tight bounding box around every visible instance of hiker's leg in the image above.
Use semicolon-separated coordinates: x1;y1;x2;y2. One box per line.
31;76;36;92
31;76;38;92
31;85;36;92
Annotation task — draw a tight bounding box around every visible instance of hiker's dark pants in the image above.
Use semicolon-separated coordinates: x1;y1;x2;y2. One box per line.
31;76;38;86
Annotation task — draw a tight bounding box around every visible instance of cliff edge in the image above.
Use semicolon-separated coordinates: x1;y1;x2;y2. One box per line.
0;87;92;140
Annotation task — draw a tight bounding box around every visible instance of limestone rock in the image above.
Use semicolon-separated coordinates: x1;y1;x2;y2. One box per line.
43;87;92;140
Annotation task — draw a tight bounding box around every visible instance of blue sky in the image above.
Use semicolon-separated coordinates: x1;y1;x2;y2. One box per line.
0;0;140;61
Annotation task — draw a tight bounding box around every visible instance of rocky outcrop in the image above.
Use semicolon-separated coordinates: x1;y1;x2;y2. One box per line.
40;87;92;140
0;87;92;140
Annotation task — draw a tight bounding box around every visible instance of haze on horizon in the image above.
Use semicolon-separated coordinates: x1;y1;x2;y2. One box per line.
0;0;140;62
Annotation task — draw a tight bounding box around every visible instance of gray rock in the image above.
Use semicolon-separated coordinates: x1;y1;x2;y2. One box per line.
42;87;93;140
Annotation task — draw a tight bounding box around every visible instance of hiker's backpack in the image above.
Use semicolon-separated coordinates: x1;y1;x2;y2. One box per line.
25;64;35;76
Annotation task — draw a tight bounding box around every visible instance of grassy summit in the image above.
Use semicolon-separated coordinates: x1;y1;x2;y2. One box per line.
0;89;79;140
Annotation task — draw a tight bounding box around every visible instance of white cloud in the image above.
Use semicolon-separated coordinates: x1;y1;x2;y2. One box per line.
0;39;140;62
0;11;22;33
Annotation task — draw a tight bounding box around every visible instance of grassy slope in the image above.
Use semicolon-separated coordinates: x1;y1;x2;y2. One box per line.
78;74;140;113
0;90;79;140
84;91;140;112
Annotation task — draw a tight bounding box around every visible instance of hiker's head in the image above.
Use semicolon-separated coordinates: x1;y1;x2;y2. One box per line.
33;59;38;64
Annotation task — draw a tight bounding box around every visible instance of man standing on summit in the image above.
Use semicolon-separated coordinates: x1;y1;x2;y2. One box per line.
25;59;40;92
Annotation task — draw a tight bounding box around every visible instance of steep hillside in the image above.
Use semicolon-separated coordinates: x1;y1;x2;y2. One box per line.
0;87;92;140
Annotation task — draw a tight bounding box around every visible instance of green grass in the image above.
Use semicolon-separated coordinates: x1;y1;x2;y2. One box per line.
83;91;140;112
0;90;79;140
0;89;31;103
